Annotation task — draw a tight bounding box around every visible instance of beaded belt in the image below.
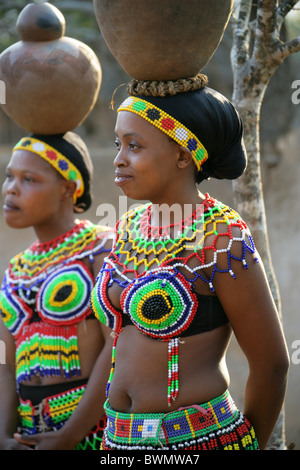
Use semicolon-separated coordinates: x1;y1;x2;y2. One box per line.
18;382;87;434
18;381;107;450
102;390;258;450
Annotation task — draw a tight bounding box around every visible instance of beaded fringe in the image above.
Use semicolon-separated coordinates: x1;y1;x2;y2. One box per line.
16;323;81;384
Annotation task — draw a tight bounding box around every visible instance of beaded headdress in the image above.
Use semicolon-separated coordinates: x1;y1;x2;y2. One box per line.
13;137;84;203
118;80;247;182
118;96;208;171
12;131;93;211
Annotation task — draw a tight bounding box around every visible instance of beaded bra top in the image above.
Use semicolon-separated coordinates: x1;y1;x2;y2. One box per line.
91;194;258;406
0;220;111;386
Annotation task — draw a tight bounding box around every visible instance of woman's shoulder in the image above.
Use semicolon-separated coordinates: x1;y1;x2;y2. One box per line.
192;194;259;291
201;194;252;238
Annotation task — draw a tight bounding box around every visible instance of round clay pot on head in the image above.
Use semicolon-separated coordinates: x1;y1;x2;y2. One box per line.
93;0;234;81
0;2;102;134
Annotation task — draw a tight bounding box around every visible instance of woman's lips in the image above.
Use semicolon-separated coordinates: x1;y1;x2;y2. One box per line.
114;173;133;187
3;200;20;211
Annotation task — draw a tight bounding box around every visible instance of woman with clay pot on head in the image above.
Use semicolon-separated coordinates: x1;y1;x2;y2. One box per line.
0;2;113;451
89;74;289;451
11;74;289;451
0;133;113;450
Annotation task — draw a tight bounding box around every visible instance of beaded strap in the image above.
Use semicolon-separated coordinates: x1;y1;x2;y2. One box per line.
102;391;259;450
168;338;179;404
44;385;86;426
18;383;107;448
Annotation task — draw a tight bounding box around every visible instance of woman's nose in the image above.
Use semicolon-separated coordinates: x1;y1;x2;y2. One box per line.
113;148;128;168
3;178;18;195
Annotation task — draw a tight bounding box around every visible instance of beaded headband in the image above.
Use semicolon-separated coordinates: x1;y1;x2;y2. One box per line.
13;137;84;203
118;96;209;171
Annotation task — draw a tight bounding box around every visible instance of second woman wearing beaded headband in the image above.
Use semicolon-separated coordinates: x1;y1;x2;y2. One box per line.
0;132;113;450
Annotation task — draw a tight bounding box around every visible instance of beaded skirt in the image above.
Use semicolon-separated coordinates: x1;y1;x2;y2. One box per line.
101;390;259;451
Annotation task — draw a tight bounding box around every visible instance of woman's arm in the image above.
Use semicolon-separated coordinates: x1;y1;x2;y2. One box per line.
0;319;30;450
212;245;289;450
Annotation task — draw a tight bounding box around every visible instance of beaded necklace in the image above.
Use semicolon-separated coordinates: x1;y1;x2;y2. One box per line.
0;220;111;385
9;220;107;283
91;195;258;406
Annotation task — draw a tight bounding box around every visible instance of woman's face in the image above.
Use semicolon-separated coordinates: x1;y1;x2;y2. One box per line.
114;111;180;204
2;149;67;230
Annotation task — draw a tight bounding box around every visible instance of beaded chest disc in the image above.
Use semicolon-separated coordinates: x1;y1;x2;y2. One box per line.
121;267;198;339
36;262;94;325
0;220;111;384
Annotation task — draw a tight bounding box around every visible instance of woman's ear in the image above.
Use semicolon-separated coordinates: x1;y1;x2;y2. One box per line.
176;145;193;169
60;179;77;201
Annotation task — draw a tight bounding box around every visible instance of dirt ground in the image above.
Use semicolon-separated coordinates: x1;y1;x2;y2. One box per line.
0;128;299;449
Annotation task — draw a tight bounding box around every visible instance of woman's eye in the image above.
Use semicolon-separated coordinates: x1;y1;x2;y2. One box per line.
24;176;34;182
114;140;139;151
129;142;139;150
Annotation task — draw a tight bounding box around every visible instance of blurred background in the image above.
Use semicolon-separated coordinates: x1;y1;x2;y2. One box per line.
0;0;299;449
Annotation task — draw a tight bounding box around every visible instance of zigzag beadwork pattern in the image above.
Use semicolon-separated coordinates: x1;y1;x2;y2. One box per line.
91;194;258;406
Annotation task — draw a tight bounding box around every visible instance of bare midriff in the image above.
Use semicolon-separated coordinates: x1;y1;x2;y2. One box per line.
108;323;232;414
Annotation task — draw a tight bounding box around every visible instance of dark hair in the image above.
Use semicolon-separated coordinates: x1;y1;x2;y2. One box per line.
31;131;93;212
127;76;246;183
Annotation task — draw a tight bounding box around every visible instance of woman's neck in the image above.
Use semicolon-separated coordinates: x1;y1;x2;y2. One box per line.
149;189;206;228
33;213;77;243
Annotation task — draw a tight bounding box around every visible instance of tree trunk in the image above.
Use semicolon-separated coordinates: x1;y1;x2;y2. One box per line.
231;73;281;313
230;0;300;449
231;73;285;450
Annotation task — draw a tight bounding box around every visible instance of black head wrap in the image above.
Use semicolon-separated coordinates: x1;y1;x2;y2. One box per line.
132;87;247;183
31;131;93;212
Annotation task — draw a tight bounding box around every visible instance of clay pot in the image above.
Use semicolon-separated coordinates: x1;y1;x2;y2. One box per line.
0;3;102;134
93;0;233;81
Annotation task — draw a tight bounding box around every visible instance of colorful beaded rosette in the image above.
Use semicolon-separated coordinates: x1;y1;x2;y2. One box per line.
91;195;258;407
13;137;84;203
36;262;94;326
118;96;208;171
0;220;111;385
120;268;198;339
